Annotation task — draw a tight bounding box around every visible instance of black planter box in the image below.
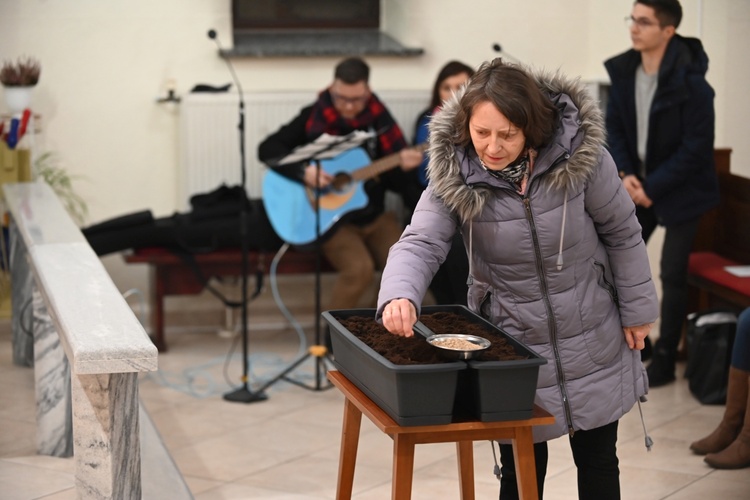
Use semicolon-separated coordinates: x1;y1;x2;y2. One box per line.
323;308;465;426
420;306;546;422
323;305;546;425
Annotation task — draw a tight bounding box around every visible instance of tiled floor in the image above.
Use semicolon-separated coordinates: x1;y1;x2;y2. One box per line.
1;277;749;499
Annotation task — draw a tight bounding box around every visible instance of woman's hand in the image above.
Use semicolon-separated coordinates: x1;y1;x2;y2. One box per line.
623;323;652;350
381;298;418;337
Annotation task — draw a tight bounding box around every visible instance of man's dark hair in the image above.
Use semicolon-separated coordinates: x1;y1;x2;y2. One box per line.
334;57;370;84
636;0;683;28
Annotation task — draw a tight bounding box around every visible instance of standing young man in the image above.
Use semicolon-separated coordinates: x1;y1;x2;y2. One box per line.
605;0;719;386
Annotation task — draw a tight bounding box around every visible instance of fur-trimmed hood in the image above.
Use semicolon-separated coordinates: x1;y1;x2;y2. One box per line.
426;65;607;222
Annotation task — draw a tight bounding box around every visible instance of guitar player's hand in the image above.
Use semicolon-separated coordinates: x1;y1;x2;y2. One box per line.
399;147;424;171
303;164;334;188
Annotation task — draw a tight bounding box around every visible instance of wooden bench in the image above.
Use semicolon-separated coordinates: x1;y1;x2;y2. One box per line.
687;148;750;313
124;245;333;351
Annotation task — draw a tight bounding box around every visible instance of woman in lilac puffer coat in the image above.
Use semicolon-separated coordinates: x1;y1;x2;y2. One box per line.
377;59;659;499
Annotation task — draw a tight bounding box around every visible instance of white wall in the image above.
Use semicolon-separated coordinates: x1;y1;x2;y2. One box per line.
1;0;748;292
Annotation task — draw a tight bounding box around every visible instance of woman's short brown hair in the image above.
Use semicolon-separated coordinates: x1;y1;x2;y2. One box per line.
454;58;558;150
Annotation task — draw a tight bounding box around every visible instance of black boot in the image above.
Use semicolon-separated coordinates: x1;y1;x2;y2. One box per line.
647;347;676;387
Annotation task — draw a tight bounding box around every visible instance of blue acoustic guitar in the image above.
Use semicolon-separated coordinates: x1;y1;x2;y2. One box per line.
262;144;427;246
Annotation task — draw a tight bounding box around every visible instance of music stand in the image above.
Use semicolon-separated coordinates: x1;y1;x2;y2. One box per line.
252;131;373;394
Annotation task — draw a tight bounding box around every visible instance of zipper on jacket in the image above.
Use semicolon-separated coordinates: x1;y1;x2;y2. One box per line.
524;196;575;436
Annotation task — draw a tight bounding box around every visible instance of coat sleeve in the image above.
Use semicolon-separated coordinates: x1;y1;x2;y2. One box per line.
643;76;715;203
257;105;314;183
414;111;431;186
604;73;638;178
584;150;659;327
376;188;458;318
605;87;637;177
374;106;424;206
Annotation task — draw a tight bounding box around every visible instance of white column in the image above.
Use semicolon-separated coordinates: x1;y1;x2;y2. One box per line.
32;286;73;457
72;372;141;500
10;220;34;367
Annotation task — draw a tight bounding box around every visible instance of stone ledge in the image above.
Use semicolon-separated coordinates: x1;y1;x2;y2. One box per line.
222;30;424;58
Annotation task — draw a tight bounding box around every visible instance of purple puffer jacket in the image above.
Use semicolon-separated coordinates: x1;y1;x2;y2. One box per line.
376;67;659;442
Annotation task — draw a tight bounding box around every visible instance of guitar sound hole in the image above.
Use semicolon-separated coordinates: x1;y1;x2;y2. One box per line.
331;173;353;192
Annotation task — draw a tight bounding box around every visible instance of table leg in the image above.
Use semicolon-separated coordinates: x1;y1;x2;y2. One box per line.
392;434;416;500
512;426;538;500
456;440;475;500
336;398;362;500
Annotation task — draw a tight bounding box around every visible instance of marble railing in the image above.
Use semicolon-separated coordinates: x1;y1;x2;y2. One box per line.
3;182;159;499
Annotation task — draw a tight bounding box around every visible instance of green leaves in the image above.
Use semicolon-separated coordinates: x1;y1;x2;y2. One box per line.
33;152;88;225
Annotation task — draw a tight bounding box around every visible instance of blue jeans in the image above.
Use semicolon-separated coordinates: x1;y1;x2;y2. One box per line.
733;307;750;371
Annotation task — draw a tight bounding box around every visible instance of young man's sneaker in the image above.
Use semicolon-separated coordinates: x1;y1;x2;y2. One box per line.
647;355;676;387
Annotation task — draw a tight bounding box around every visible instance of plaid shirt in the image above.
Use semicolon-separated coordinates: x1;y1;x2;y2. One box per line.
305;89;407;158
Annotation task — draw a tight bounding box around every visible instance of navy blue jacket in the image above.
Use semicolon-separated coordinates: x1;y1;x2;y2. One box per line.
604;34;719;226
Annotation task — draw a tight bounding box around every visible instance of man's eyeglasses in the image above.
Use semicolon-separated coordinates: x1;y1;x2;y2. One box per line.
625;15;659;29
331;93;370;106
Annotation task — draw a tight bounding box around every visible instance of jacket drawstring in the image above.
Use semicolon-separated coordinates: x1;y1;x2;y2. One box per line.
638;395;654;451
466;220;474;286
556;188;568;271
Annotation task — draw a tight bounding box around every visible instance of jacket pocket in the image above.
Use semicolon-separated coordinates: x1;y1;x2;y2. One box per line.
593;260;619;308
479;290;492;321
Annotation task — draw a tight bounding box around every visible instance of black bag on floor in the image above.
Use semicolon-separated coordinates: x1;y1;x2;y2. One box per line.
82;184;284;256
684;310;738;405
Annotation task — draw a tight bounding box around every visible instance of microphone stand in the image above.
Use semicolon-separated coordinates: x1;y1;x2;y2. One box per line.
242;159;333;394
248;132;370;394
208;29;268;403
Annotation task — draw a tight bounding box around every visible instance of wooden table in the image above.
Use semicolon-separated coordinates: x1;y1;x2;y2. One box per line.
327;371;554;500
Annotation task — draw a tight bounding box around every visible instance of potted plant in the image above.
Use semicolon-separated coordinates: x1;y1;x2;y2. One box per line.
34;151;88;226
1;57;41;114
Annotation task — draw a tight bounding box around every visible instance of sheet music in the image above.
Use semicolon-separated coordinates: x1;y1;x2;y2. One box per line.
276;131;374;165
725;265;750;278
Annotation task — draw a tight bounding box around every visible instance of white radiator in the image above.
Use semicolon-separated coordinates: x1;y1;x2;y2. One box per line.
179;90;430;210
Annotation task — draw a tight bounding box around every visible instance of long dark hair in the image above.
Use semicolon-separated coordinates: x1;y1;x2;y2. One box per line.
429;60;475;109
454;58;557;150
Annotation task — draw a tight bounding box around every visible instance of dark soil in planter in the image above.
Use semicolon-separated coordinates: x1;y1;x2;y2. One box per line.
337;312;527;365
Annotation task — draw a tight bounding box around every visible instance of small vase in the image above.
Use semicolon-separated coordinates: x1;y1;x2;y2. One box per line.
3;85;35;115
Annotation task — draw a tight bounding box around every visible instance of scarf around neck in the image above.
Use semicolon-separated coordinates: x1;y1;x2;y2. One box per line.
304;89;407;157
481;148;534;191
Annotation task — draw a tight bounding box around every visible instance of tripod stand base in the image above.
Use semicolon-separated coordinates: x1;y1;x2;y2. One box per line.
223;385;268;404
279;346;335;391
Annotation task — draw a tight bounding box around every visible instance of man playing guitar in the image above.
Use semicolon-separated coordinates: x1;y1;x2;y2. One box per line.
258;57;423;331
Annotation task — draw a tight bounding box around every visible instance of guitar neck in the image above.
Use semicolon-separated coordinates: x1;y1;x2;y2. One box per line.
351;144;427;181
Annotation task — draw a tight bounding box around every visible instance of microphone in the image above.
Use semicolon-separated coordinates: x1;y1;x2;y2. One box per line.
491;42;522;64
207;28;243;96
